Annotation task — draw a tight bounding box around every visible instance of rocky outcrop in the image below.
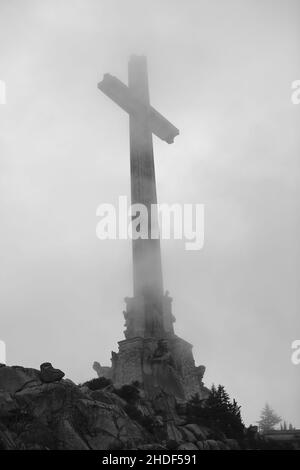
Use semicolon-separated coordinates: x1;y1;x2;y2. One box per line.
0;366;41;394
40;363;65;383
0;365;154;450
0;364;258;450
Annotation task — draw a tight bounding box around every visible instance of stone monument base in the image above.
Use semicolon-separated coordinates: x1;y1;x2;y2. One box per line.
97;335;209;401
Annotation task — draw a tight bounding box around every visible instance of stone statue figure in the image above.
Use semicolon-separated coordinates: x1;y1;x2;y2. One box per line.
143;339;185;399
196;365;206;382
92;361;112;379
93;361;102;377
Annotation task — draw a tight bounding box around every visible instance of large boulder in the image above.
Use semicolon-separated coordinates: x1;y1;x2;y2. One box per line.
180;426;197;443
178;442;199;450
206;439;220;450
164;422;183;444
185;423;208;441
217;440;228;450
40;363;65;383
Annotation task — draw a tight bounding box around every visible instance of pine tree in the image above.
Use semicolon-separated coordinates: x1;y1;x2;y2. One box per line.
189;383;244;438
230;399;242;420
216;385;230;410
257;404;281;433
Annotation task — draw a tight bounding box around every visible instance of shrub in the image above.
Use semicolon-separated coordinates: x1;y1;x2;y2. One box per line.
113;383;140;404
82;377;112;391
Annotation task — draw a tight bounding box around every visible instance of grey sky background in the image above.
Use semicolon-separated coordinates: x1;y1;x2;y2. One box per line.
0;0;299;426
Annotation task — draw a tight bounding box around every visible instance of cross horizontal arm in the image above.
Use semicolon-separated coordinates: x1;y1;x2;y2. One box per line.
98;74;179;144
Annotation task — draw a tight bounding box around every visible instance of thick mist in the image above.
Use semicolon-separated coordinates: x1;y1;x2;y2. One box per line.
0;0;299;426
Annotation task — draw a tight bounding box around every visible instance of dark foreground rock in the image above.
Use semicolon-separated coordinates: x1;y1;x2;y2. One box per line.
0;366;152;450
40;363;65;383
0;365;288;450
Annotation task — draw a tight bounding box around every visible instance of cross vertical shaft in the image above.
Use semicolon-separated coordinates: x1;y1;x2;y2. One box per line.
128;56;164;302
98;55;179;338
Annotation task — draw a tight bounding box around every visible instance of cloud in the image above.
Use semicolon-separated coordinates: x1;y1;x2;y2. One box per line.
0;0;299;426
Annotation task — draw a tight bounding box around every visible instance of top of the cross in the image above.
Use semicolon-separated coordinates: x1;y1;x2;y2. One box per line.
129;54;147;62
129;54;148;63
98;57;179;144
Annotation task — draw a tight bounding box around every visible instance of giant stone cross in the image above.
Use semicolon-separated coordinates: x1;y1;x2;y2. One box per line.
98;55;179;339
97;56;207;400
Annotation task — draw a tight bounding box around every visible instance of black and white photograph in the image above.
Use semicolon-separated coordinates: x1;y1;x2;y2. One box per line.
0;0;299;456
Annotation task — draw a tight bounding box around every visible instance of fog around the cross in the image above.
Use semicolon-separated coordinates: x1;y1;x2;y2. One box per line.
0;0;299;427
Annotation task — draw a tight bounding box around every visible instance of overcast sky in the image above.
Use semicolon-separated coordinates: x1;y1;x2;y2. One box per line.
0;0;299;427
